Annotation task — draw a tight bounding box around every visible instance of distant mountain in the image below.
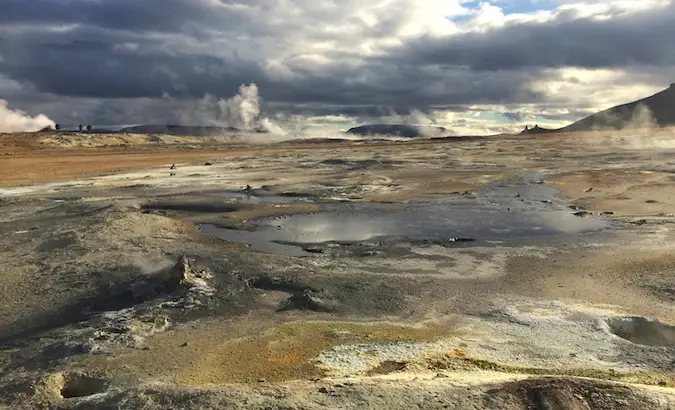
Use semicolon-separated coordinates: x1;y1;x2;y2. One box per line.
558;84;675;132
119;124;267;136
346;124;449;138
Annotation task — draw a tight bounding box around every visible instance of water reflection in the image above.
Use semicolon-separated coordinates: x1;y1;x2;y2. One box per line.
199;181;617;255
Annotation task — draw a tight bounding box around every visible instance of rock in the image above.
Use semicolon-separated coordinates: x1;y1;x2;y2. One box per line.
631;219;648;225
165;256;202;288
583;187;593;192
170;164;176;170
180;342;189;347
318;387;331;394
204;162;212;166
541;199;553;204
447;237;475;243
573;211;592;217
302;245;325;254
74;342;97;354
284;289;338;312
645;199;658;203
600;211;615;215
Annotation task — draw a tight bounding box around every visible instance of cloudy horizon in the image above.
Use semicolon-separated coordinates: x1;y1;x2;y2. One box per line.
1;0;674;134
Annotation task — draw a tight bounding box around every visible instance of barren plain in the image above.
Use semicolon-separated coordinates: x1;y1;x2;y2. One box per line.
3;129;675;409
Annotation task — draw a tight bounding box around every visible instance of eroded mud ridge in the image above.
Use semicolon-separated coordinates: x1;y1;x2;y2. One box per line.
4;135;675;409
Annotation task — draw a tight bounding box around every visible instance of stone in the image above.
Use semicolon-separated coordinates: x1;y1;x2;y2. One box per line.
166;256;202;288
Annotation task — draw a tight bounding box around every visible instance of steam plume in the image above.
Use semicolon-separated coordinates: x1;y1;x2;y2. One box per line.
218;83;261;130
591;103;658;132
175;83;286;136
0;100;55;132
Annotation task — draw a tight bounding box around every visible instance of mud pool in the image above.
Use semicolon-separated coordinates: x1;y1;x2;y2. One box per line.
199;179;619;255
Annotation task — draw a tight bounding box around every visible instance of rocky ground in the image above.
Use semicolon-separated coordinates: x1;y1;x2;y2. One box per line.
3;130;675;409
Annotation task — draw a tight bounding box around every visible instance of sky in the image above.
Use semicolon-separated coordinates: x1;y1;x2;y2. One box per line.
1;0;675;135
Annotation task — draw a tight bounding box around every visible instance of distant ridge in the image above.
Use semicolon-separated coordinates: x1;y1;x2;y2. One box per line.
119;124;267;136
346;124;449;138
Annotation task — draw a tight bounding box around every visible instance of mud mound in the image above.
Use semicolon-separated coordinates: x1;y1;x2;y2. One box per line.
484;377;655;410
606;316;675;347
248;276;338;312
35;376;673;409
367;360;407;375
59;373;108;399
38;371;109;401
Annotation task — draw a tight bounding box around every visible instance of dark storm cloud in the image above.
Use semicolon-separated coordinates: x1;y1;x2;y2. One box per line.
0;24;269;99
0;0;223;33
385;3;675;71
1;0;675;125
0;18;547;107
265;60;546;107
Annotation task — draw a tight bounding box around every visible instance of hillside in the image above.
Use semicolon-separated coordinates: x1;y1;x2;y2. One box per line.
559;84;675;132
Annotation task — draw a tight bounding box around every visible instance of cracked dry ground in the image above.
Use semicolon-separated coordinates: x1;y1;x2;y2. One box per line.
4;132;675;409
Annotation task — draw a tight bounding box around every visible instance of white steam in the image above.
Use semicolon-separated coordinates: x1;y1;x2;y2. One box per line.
216;83;262;130
175;83;287;136
579;104;675;150
363;107;450;138
0;100;55;132
591;103;658;132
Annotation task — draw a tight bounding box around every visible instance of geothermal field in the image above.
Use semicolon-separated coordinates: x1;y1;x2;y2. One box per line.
4;127;675;409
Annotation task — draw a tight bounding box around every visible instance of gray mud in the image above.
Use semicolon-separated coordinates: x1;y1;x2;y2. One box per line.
2;161;675;410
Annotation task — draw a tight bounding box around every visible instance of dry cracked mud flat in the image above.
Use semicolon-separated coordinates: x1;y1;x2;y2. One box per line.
4;131;675;409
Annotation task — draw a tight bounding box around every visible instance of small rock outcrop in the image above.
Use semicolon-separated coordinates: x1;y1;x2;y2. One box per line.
282;289;338;312
165;256;202;288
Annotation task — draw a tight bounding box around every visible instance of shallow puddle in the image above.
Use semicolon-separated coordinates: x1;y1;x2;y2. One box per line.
199;176;618;255
197;189;316;204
